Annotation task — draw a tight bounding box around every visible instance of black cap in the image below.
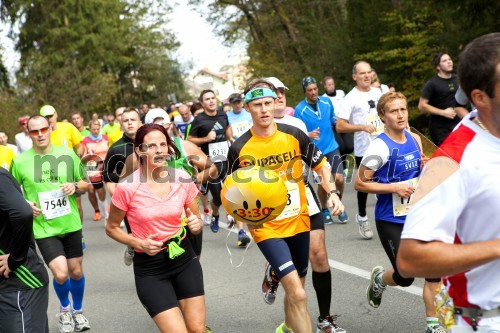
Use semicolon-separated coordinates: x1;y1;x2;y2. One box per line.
228;93;243;104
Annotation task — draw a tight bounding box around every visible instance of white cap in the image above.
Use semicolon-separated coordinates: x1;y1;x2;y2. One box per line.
145;108;170;125
265;77;288;90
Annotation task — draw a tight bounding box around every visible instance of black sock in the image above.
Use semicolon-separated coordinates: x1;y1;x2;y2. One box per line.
312;270;332;319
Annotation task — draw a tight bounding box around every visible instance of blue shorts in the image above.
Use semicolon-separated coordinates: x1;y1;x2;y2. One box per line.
257;231;310;279
312;148;343;184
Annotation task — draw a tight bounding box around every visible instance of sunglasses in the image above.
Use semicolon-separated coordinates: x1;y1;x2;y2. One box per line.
368;100;376;109
29;127;50;136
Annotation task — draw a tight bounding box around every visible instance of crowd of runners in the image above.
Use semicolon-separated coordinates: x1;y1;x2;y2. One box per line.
0;32;499;333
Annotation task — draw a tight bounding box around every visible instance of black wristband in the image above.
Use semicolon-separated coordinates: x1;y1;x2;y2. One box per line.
327;189;341;199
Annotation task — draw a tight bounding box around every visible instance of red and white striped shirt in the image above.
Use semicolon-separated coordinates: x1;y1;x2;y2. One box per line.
402;111;500;311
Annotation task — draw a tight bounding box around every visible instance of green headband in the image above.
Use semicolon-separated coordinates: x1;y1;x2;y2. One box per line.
244;88;277;104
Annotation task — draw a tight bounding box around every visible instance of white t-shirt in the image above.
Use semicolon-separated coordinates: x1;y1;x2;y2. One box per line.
274;115;308;135
322;90;345;116
5;143;19;156
15;132;32;153
337;87;382;156
401;111;500;311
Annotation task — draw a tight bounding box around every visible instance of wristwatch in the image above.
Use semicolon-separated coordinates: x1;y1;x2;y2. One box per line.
74;182;79;192
327;189;341;198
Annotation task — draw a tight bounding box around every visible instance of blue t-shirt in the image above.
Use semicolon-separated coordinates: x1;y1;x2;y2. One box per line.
294;96;338;154
373;131;421;223
227;109;253;139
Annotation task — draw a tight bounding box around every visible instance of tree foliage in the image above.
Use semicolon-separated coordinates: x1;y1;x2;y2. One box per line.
193;0;499;116
0;0;186;134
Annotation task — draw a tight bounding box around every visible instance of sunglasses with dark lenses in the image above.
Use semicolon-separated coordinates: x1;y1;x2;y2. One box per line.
29;127;50;136
368;100;376;109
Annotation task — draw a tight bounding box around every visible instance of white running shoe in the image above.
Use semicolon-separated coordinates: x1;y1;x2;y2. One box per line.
356;214;373;239
227;214;236;229
123;247;134;266
72;310;90;332
202;209;211;226
57;310;75;333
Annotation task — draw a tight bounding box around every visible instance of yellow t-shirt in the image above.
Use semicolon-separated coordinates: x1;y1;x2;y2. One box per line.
227;123;326;243
101;122;121;136
51;122;82;149
107;130;123;147
0;145;15;170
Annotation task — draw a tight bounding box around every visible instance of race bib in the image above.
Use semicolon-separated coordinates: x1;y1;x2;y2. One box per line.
366;113;384;136
392;177;419;216
231;121;252;138
208;141;230;161
275;182;301;221
305;186;320;216
38;188;71;220
86;160;99;176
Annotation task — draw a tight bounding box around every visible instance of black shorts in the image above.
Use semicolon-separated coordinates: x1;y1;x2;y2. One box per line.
90;180;104;190
35;229;83;265
206;181;222;207
429;124;454;147
0;285;49;333
334;129;354;156
186;227;203;257
133;242;204;318
325;148;343;175
312;149;343;184
257;231;310;279
306;182;324;231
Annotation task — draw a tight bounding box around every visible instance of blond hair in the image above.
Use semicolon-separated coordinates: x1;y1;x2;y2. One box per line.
377;92;407;117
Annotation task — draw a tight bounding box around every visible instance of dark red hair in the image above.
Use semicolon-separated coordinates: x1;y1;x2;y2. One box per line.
134;124;181;164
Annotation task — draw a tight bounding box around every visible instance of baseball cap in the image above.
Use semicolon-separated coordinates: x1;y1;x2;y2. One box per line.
18;115;29;125
265;77;289;90
40;105;56;117
228;93;243;104
145;108;170;125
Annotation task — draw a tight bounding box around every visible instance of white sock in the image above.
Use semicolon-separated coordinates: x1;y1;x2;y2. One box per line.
98;198;108;219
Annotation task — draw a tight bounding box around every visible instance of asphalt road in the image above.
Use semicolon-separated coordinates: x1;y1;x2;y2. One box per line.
46;177;428;333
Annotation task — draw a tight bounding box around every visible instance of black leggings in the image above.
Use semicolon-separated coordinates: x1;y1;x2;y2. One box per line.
333;126;354;170
375;220;414;287
376;220;440;286
355;156;368;217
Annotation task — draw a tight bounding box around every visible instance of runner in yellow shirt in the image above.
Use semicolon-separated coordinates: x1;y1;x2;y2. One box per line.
0;145;14;170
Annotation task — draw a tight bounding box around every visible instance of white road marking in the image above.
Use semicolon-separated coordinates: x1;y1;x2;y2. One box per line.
218;222;423;296
329;259;423;296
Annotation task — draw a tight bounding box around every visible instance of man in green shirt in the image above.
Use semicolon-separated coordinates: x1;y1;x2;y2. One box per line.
101;113;121;137
11;115;91;333
71;112;90;138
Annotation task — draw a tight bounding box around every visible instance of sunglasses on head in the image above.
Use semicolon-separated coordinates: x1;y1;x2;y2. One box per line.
29;127;50;136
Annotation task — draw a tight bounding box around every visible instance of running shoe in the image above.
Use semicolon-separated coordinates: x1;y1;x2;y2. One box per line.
237;230;250;247
93;211;101;221
202;209;211;226
322;209;334;225
338;211;349;224
316;315;346;333
124;246;134;266
210;215;219;233
227;214;236;229
425;325;448;333
57;310;75;333
367;266;386;308
262;262;280;305
356;214;373;239
275;322;293;333
72;310;91;332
